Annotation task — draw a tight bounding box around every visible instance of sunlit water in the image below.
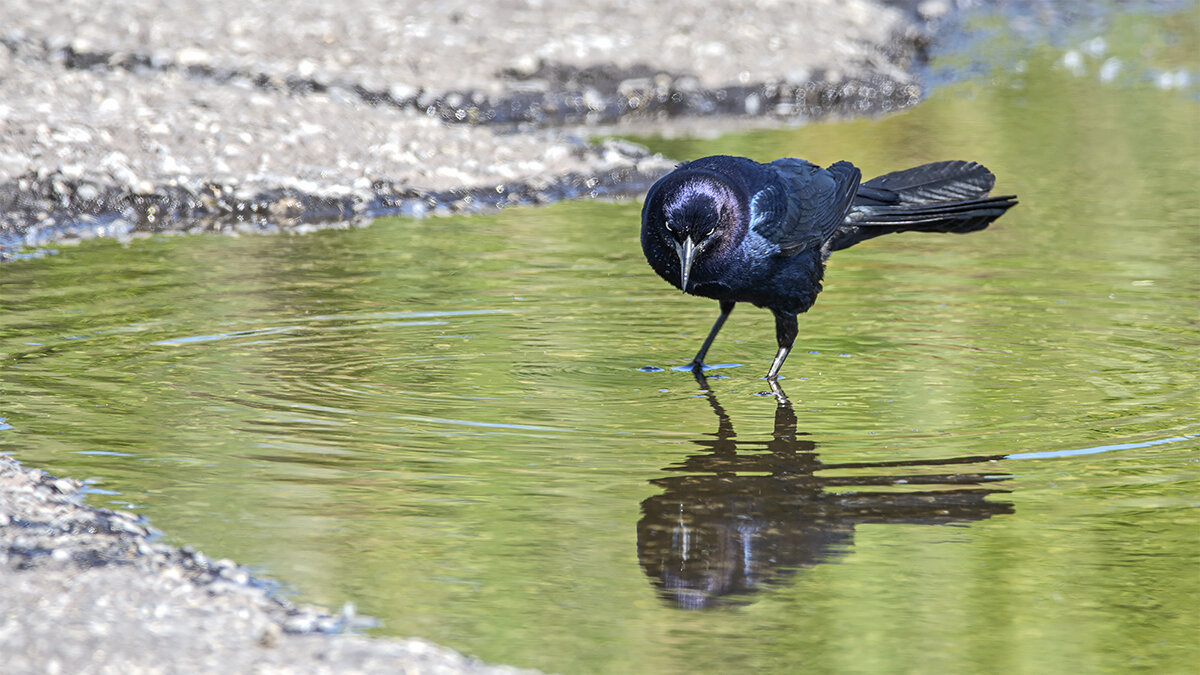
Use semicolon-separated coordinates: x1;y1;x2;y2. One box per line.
2;8;1199;674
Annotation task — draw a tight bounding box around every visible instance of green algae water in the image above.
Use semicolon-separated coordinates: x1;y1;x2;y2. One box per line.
2;9;1198;675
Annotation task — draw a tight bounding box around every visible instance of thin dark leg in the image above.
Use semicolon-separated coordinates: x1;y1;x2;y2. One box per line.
765;311;798;381
688;300;735;370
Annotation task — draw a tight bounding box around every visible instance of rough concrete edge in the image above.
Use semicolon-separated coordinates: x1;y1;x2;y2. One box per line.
0;19;926;262
0;451;334;632
0;450;541;674
0;139;675;262
0;69;924;262
2;32;925;128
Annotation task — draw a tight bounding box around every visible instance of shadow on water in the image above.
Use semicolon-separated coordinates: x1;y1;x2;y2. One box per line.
638;376;1015;609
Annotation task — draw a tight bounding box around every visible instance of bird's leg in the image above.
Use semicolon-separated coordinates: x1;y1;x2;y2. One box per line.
765;311;798;381
688;301;735;370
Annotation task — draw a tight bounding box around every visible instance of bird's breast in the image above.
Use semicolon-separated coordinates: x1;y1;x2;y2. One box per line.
688;280;734;299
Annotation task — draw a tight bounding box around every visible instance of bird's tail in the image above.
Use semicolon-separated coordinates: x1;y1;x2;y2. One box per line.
830;161;1017;251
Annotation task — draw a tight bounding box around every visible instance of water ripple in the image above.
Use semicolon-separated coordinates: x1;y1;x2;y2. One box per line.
1005;434;1198;460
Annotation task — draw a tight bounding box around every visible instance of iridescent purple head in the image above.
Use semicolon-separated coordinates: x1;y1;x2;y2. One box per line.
642;169;747;292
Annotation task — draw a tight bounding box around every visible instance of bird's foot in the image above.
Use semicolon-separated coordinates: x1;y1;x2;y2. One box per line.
762;377;791;405
669;360;707;373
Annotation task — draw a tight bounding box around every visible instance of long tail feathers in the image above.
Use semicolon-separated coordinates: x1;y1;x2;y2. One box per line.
831;161;1017;251
860;160;998;203
850;194;1018;230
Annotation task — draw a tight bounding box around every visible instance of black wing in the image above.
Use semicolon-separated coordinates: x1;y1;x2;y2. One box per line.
751;158;862;256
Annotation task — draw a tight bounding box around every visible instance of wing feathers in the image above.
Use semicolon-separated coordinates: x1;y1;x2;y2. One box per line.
757;159;861;256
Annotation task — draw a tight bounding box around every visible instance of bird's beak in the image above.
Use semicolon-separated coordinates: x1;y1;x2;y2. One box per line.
675;236;697;293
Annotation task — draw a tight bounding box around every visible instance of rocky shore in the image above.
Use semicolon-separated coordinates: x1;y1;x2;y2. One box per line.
2;0;956;671
0;0;945;261
0;453;535;674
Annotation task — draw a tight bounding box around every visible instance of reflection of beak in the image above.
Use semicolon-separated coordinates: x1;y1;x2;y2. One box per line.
674;237;697;293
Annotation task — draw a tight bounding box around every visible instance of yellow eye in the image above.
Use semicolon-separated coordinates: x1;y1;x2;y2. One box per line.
664;220;675;232
704;227;716;238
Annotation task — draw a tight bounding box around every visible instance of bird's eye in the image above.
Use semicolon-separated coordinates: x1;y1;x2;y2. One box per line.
703;227;716;238
664;220;674;232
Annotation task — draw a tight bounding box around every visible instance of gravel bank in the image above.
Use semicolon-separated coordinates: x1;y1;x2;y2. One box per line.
0;453;536;674
0;0;944;261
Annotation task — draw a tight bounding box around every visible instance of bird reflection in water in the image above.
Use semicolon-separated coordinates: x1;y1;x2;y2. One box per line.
637;376;1014;609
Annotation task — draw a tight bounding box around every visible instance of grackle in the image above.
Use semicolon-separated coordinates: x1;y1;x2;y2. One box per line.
641;155;1017;381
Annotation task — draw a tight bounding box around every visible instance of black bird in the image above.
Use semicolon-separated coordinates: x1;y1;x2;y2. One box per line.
641;155;1017;381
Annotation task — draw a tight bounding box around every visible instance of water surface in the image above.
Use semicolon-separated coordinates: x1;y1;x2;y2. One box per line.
1;8;1198;674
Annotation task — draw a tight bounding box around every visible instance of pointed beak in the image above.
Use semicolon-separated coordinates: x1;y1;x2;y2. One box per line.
674;236;697;293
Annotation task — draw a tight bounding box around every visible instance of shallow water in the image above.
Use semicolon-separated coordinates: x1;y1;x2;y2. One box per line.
2;8;1199;674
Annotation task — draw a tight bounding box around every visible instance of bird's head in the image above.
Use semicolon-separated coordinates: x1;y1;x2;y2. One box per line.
642;171;746;293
